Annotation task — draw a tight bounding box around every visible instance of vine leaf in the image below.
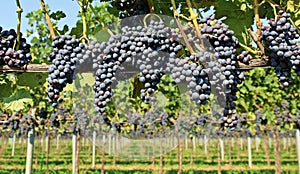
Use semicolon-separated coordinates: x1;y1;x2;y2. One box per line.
286;0;295;12
214;0;254;41
50;10;66;20
3;88;33;111
70;21;83;38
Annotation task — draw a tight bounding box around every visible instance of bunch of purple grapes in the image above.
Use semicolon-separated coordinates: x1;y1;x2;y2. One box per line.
93;20;183;118
113;0;150;19
47;35;85;107
197;15;244;130
0;27;32;67
261;10;300;87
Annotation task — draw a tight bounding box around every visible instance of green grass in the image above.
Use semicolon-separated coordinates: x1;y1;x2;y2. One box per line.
0;137;298;173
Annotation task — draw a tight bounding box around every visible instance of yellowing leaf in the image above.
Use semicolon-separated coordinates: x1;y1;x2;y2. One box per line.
287;0;295;12
4;98;33;111
240;3;247;12
295;19;300;26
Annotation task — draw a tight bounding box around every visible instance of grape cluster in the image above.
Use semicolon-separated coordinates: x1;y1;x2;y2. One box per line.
195;114;209;127
94;39;118;114
113;0;150;19
237;51;251;64
47;36;84;107
94;20;183;117
93;15;246;130
113;0;136;11
0;27;32;67
18;114;33;136
49;108;68;128
170;54;211;105
262;10;300;87
7;112;21;131
79;41;103;71
126;111;141;125
197;15;244;130
74;110;90;131
49;113;60;127
36;110;48;126
138;49;165;104
176;117;197;135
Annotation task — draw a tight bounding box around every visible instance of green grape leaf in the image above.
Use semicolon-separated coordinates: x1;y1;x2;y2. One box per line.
3;88;33;111
0;83;15;98
70;21;83;39
214;0;254;41
287;0;295;13
50;11;66;21
17;73;47;88
240;3;247;12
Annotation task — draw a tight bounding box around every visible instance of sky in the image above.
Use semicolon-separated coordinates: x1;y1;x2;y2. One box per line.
0;1;80;33
0;1;275;45
0;1;216;33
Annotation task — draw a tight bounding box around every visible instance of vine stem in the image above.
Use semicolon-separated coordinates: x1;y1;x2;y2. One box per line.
254;0;262;37
15;0;23;51
247;29;265;55
239;43;258;55
171;0;195;54
87;2;114;36
266;0;279;21
252;0;266;55
77;0;88;44
147;0;155;13
143;13;162;27
40;0;55;38
186;0;203;44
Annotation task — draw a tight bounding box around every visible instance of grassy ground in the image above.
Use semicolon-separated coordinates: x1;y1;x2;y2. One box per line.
0;136;298;173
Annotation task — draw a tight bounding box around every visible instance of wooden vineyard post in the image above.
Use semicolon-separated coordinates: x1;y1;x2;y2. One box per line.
217;136;221;174
247;135;252;168
25;127;34;174
263;134;271;166
237;136;240;160
112;134;117;166
159;136;163;174
72;131;77;174
25;108;36;174
190;136;196;166
108;134;111;155
46;131;50;174
76;130;80;174
185;136;188;150
296;129;300;173
11;133;16;157
220;138;224;160
228;137;232;166
152;136;156;168
101;134;106;174
177;132;182;174
240;137;243;150
283;137;287;150
268;137;272;149
204;134;208;156
274;128;281;174
56;134;60;150
192;136;196;152
255;135;260;152
92;130;96;168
